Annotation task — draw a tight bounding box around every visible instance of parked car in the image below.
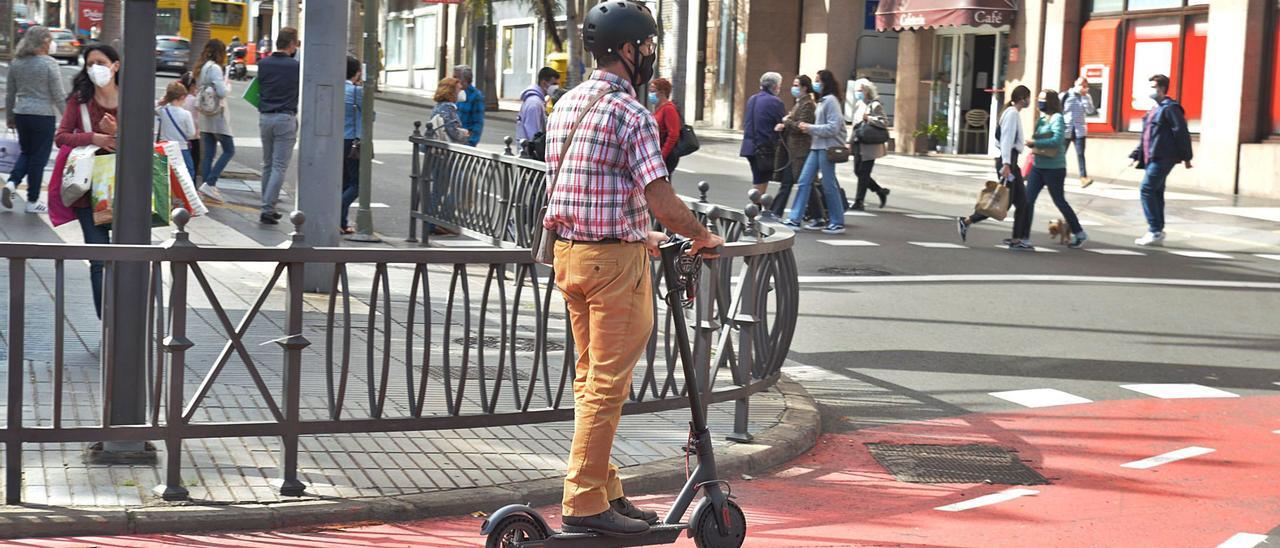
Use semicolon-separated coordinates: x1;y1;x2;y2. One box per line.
48;28;81;64
155;36;190;73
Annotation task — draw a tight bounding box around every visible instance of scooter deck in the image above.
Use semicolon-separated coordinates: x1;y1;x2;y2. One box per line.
519;524;685;547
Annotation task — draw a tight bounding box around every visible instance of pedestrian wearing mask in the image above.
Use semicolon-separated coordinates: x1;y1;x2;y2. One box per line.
4;26;66;213
256;27;301;225
848;78;889;210
341;56;363;235
543;0;724;536
741;72;786;198
958;85;1031;244
50;44;120;318
516;67;561;147
1130;74;1192;247
649;77;681;173
194;38;233;205
1021;89;1087;250
1062;77;1094;187
770;75;820;223
784;69;848;234
156;81;197;180
453;65;485;146
429;77;470;144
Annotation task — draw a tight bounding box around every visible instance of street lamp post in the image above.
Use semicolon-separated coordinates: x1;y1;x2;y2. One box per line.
347;0;379;243
296;0;347;290
96;0;157;461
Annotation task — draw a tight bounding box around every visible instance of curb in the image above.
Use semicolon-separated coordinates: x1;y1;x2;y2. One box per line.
375;90;521;124
0;376;819;539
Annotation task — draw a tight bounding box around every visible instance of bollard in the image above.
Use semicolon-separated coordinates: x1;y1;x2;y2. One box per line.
698;181;710;203
504;136;515;156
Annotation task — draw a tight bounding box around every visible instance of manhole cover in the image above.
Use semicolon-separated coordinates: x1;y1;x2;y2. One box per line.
452;336;564;352
818;265;895;276
866;443;1048;485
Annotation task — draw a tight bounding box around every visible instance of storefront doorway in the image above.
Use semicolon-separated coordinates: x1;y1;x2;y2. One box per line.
930;29;1008;154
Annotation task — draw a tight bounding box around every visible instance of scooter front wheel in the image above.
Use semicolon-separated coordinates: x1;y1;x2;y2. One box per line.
486;514;548;548
693;499;747;548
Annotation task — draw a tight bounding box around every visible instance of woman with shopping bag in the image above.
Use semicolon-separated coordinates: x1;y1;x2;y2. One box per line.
49;44;120;318
3;26;67;213
957;85;1031;247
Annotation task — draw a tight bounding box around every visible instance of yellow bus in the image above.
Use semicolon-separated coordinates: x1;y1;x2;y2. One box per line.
155;0;251;46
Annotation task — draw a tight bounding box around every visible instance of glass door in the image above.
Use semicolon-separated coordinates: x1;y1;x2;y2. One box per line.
930;35;966;153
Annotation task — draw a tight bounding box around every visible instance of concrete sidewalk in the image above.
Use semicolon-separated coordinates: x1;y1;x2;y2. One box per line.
0;192;816;538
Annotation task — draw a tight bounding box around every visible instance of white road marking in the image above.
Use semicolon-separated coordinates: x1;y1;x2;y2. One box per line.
989;388;1093;408
935;488;1039;512
1256;254;1280;262
1078;219;1103;226
793;274;1280;290
1121;446;1215;469
1088;248;1146;256
675;168;696;174
819;239;879;247
1194;206;1280;223
909;241;967;249
1168;250;1234;260
844;211;877;217
1217;533;1269;548
371;159;385;165
430;240;494;248
906;214;954;220
347;202;390;208
1120;383;1240;399
994;244;1058;253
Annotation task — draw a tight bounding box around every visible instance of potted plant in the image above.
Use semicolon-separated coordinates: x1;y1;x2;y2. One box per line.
912;114;949;153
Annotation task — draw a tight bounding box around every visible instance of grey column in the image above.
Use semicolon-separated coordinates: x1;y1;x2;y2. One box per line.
296;0;348;291
101;0;157;454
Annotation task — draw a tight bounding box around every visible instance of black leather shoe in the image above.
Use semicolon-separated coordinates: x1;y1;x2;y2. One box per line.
562;508;650;536
877;188;891;208
268;211;284;220
849;201;866;211
611;496;659;524
259;213;279;225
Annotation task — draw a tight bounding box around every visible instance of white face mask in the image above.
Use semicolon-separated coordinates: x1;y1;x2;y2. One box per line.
88;64;113;88
547;84;559;95
1148;90;1160;101
457;90;467;103
47;40;56;54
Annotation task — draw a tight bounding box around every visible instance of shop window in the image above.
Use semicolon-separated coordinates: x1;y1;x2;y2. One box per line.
386;19;406;68
1181;15;1207;132
1121;17;1180;132
502;26;515;72
414;14;437;69
1127;0;1183;9
1090;0;1125;13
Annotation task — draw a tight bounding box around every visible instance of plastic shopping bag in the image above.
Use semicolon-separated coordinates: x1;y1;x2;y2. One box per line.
0;132;21;174
157;141;206;216
90;154;116;226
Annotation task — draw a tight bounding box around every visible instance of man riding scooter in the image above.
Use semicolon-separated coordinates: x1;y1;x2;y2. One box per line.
227;36;248;81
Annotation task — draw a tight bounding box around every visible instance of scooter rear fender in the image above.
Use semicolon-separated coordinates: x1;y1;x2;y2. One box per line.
480;504;553;537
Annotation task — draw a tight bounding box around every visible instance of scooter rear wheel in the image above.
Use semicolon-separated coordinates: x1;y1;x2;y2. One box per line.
693;500;747;548
486;514;547;548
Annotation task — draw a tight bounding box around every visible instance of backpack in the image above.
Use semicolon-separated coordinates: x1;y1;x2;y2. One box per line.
196;84;222;117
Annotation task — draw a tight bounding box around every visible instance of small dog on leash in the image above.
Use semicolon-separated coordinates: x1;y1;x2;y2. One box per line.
1048;219;1071;245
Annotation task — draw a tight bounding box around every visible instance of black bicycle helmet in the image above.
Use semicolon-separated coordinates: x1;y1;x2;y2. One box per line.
583;1;658;59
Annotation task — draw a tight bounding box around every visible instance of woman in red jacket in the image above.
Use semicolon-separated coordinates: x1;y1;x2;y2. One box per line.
650;77;682;173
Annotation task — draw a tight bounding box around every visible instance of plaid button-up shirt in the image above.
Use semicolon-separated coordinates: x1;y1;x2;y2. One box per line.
543;71;669;242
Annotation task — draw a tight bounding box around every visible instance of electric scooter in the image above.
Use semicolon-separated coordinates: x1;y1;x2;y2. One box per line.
482;238;746;548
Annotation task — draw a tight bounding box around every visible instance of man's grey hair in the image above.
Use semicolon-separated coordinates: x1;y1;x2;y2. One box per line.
453;65;474;84
760;72;782;93
16;26;51;59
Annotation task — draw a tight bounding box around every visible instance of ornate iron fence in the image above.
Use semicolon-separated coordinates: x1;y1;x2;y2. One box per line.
0;137;797;506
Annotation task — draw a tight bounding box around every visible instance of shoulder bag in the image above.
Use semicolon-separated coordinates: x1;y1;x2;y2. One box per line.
59;103;100;207
531;90;620;266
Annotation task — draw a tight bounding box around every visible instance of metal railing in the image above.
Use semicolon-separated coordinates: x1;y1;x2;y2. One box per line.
0;137;797;506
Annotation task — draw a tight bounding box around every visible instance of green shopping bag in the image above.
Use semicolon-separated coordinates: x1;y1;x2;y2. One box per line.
242;76;261;109
151;148;171;227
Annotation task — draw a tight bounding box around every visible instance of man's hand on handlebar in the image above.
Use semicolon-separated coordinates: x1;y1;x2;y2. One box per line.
644;231;671;258
690;233;725;259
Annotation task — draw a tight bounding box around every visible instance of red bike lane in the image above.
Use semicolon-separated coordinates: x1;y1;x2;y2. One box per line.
10;395;1279;547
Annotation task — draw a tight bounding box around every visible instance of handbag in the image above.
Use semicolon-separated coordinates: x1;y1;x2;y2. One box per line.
60;103;99;207
531;90;620;266
0;130;21;174
854;122;890;145
1030;131;1060;159
672;124;699;158
974;180;1011;221
826;146;851;164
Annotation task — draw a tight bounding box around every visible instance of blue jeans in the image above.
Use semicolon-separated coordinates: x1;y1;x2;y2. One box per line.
73;206;111;318
1140;161;1175;233
10;114;57;201
341;139;359;229
1025;167;1082;235
181;149;196;182
788;150;845;227
1064;134;1087;179
199;132;235;186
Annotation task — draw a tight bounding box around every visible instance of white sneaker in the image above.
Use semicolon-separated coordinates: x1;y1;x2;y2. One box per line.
198;183;224;204
24;201;47;214
1135;231;1165;246
1;183;14;209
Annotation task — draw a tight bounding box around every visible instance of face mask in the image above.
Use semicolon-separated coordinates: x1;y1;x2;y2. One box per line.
647;92;659;104
854;91;865;102
47;40;56;54
790;86;802;98
457;90;467;103
636;51;657;87
1037;100;1048;112
88;64;113;88
1149;90;1161;101
547;84;559;95
812;82;822;94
